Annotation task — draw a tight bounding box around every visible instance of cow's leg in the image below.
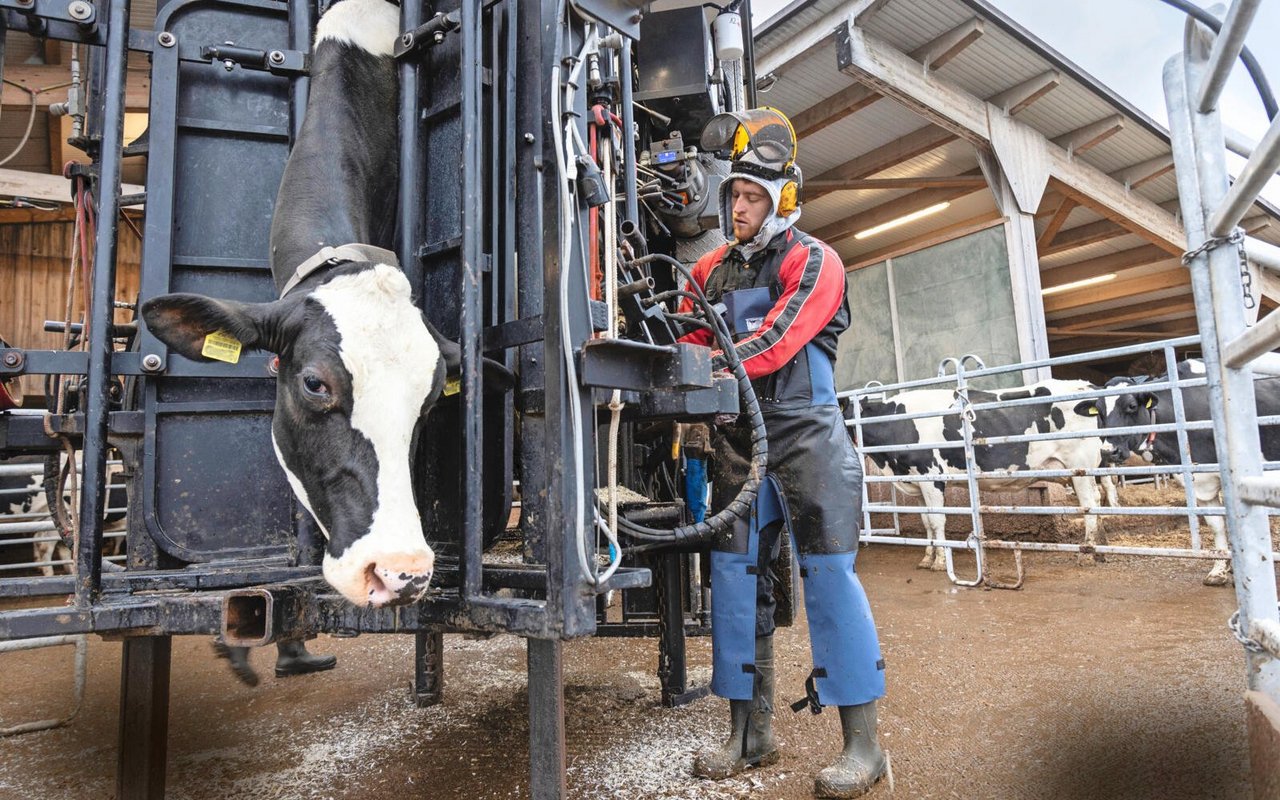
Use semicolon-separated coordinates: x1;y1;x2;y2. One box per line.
1072;475;1105;564
1194;474;1232;586
34;539;55;578
919;481;948;571
1100;475;1119;507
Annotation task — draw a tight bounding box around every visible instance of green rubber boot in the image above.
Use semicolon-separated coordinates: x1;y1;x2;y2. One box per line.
212;640;259;688
814;701;887;798
275;639;338;678
693;636;779;779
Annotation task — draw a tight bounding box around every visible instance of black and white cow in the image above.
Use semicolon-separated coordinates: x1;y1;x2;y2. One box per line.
854;380;1112;570
1099;359;1280;586
140;0;459;607
1;456;126;576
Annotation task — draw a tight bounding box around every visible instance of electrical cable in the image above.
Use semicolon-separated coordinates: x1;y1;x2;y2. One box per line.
1154;0;1276;120
612;252;769;546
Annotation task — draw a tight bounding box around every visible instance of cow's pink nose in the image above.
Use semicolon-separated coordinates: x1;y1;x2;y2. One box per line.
363;551;434;607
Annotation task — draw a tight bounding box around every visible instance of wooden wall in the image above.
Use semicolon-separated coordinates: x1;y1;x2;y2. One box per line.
0;219;142;402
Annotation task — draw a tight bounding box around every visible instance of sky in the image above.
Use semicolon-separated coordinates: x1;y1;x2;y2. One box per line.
756;0;1280;202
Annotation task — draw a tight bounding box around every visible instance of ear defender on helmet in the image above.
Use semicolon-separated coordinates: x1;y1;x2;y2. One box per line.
777;163;802;217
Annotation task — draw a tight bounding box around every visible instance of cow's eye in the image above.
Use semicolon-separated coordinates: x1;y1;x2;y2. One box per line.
302;374;330;397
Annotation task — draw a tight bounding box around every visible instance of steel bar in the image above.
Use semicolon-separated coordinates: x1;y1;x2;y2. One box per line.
117;636;171;800
1196;0;1262;114
0;635;86;737
75;0;130;608
859;534;1251;560
1245;236;1280;275
1208;113;1280;236
1222;306;1280;369
1164;346;1204;549
528;637;566;800
857;419;1214;455
865;503;1225;516
840;336;1202;398
1238;475;1280;506
460;0;483;600
1165;26;1280;698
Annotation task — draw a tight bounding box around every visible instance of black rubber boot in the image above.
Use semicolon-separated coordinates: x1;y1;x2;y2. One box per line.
275;639;337;678
212;640;260;688
814;701;887;798
693;636;779;779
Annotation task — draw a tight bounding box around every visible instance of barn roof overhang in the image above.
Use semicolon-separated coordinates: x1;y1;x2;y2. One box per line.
752;0;1280;361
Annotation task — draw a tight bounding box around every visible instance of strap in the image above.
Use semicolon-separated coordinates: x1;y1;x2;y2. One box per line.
279;243;400;297
789;667;827;715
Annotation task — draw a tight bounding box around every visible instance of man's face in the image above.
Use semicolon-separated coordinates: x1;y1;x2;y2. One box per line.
730;179;772;243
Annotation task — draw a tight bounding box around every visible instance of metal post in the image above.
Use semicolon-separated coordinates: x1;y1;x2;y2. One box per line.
1207;113;1280;237
460;0;484;600
76;0;132;606
286;0;312;143
1163;20;1280;699
397;0;425;296
527;637;566;800
1163;345;1203;550
116;636;171;800
412;629;444;707
1196;0;1262;114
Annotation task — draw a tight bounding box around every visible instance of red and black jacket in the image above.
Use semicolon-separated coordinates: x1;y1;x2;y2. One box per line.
679;228;849;407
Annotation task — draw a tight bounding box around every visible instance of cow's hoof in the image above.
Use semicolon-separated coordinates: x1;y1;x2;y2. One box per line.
929;558;947;572
1204;569;1232;587
916;553;935;570
1076;552;1104;566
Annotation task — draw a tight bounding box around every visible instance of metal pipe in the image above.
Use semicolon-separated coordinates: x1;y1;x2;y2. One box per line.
76;0;131;607
397;0;426;297
865;503;1225;517
619;37;638;229
1208;112;1280;236
286;0;312;143
1196;0;1262;114
1165;27;1280;695
1164;345;1204;549
1222;301;1280;368
858;535;1255;561
460;0;483;599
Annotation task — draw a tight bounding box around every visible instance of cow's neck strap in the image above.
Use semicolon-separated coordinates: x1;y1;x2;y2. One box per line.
280;243;400;298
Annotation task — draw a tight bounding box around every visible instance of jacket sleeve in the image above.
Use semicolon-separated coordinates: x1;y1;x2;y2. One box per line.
717;237;845;379
676;248;723;349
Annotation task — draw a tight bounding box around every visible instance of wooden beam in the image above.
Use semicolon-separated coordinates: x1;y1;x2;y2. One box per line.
793;84;880;140
1052;320;1200;353
987;70;1061;116
835;23;1185;250
1041;244;1173;287
1042;268;1189;313
814;168;985;244
790;19;979;142
1110;155;1175;191
843;211;1004;271
1036;197;1077;252
0;166;143;205
808;125;958;200
806;175;988;192
1051;114;1126;155
1243;214;1273;235
1051;295;1196;331
3;65;151;111
1047;326;1193;340
913;18;985;71
0;205;78;224
1039;219;1129;257
757;0;870;77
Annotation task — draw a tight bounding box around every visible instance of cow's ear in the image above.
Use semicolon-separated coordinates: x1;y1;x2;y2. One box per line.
141;293;282;360
1141;393;1158;410
1074;400;1101;417
420;313;515;391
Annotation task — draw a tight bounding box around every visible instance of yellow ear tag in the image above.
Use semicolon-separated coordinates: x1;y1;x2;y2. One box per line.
201;330;242;364
443;377;461;397
1145;397;1155;409
1087;406;1099;415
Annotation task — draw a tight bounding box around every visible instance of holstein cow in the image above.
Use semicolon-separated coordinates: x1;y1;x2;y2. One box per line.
140;0;458;607
854;380;1111;570
1;455;126;576
1099;359;1280;586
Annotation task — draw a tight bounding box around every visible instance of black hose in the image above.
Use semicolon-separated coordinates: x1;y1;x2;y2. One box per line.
1155;0;1277;120
614;252;769;545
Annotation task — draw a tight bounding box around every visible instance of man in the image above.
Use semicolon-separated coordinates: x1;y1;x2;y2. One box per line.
681;108;886;798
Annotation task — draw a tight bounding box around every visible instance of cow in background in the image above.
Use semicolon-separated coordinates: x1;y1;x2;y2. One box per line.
1099;359;1280;586
139;0;472;607
853;380;1112;570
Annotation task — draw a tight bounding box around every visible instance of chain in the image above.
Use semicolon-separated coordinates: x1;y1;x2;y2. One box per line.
1180;229;1254;312
1227;605;1280;655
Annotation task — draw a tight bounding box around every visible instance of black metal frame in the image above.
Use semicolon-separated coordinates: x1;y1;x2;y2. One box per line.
0;0;736;796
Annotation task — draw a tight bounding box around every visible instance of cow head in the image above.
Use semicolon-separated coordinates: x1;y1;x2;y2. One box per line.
141;261;445;607
1077;378;1159;464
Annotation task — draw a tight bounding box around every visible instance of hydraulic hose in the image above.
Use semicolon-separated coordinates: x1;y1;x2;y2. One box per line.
1155;0;1277;120
614;252;768;546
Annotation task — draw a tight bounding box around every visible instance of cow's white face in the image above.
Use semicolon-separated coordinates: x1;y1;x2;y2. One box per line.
140;262;443;607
